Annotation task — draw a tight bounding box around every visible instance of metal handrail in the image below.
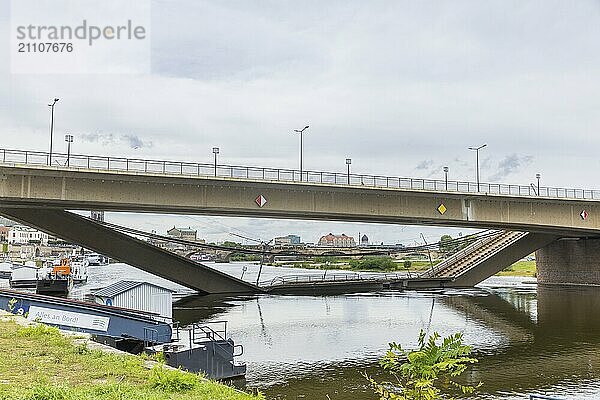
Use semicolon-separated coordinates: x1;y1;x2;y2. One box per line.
259;272;406;287
422;231;529;278
191;320;228;343
186;321;244;361
1;147;599;200
143;327;159;347
421;230;504;278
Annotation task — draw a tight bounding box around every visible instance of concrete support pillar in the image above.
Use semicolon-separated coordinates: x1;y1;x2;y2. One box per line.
536;238;600;285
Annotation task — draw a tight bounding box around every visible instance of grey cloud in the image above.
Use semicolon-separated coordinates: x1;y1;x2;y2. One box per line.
80;132;152;149
489;154;534;182
453;158;469;168
80;132;115;146
480;156;493;171
122;134;152;149
2;1;600;243
415;160;434;170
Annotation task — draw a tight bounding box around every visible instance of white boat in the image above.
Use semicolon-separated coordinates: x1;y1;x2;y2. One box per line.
50;257;88;284
190;253;213;262
9;266;38;288
86;253;109;266
70;256;89;283
0;262;12;279
36;260;73;296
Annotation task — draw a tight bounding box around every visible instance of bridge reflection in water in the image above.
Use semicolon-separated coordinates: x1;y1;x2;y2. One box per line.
174;284;600;399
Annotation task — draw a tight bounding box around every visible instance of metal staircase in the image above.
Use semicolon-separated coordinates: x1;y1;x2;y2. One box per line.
146;321;246;380
421;230;529;279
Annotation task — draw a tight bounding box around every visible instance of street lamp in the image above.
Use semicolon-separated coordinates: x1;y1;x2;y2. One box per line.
64;134;73;166
345;158;352;184
443;166;449;190
536;173;541;196
468;144;487;192
212;147;219;177
48;98;59;166
293;125;309;181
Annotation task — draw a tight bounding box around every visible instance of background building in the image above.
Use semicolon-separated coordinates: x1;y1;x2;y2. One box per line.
318;233;356;247
274;234;301;246
0;227;9;242
7;226;49;245
0;217;15;227
167;227;198;242
360;234;369;246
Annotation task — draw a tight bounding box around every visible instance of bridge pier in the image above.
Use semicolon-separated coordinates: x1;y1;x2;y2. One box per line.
536;237;600;286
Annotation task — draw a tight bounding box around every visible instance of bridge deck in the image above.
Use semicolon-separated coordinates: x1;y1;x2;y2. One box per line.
1;147;598;201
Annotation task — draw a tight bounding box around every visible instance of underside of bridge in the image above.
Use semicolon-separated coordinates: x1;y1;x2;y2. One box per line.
0;207;262;295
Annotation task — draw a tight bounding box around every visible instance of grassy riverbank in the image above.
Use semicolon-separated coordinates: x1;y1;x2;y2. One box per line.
0;318;262;400
277;257;538;277
497;260;537;277
275;256;436;273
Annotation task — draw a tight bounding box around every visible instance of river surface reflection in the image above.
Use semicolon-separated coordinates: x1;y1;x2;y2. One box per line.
23;261;600;399
175;277;600;399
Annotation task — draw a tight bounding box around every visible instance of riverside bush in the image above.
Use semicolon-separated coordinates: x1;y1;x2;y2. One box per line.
367;330;481;399
349;257;397;270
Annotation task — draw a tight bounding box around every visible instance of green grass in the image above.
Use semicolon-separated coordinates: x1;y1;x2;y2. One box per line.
0;320;262;400
277;257;538;277
496;260;537;277
278;257;438;273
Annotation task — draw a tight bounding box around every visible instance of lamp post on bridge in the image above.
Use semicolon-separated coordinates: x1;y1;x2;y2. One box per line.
64;134;73;166
48;98;59;166
346;158;352;184
536;173;541;196
293;125;309;181
468;144;487;192
212;147;220;177
443;166;449;190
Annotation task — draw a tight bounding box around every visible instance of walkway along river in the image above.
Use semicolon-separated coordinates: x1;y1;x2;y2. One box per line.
7;261;600;399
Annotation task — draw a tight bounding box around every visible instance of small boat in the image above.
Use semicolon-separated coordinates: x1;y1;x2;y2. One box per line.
36;258;73;296
9;266;38;288
69;256;89;284
86;253;109;266
0;262;13;279
190;253;213;262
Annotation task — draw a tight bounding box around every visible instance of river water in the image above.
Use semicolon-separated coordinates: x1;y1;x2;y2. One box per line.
42;262;600;399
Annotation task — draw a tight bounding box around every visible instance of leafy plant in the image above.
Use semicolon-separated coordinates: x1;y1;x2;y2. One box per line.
7;298;17;313
367;330;481;399
17;324;62;339
149;351;167;364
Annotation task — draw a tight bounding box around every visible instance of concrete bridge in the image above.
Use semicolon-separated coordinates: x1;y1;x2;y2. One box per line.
1;148;599;292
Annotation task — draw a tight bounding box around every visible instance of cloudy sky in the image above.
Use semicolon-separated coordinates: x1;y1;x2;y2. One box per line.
1;1;600;245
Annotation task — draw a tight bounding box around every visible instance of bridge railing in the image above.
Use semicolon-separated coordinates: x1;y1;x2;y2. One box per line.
259;272;406;287
1;148;599;200
421;230;504;278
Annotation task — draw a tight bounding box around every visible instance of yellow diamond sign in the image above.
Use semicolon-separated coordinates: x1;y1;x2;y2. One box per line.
437;203;447;215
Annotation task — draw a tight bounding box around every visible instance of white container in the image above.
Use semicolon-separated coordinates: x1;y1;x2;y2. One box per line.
94;281;173;320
